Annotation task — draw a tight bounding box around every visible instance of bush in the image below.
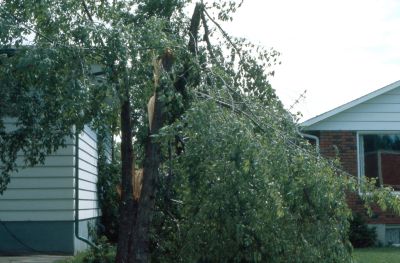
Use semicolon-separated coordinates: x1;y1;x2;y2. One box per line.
349;213;377;248
150;102;356;262
83;236;116;263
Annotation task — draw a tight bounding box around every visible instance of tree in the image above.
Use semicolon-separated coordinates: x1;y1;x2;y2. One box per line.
1;1;400;263
0;1;243;262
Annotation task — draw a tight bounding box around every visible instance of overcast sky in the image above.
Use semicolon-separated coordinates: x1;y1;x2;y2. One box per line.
224;0;400;121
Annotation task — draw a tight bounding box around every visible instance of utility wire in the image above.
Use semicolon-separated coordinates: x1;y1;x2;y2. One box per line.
194;69;355;179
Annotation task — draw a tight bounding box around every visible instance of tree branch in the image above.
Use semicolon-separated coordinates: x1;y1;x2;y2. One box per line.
200;9;214;59
81;0;94;22
188;3;203;54
203;8;242;59
194;91;266;133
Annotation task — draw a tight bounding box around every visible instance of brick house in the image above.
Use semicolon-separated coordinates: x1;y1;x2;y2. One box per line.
301;80;400;245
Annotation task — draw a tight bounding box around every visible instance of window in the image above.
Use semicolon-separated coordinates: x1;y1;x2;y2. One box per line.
359;133;400;191
386;227;400;245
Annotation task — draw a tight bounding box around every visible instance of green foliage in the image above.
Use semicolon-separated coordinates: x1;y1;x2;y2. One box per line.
349;213;377;248
3;1;400;262
85;220;117;263
83;236;116;263
0;46;94;192
151;101;353;262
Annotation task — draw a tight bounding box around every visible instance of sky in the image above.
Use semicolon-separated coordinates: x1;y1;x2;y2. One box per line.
224;0;400;121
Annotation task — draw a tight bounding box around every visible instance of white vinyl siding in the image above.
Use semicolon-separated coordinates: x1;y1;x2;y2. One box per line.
0;129;75;221
0;122;100;221
76;126;100;220
304;86;400;131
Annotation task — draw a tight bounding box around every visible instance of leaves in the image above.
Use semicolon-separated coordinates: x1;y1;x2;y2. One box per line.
2;1;400;262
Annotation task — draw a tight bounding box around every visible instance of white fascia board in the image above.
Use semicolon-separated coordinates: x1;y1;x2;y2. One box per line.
301;80;400;129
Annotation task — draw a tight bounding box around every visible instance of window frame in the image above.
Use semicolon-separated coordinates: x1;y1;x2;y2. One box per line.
357;131;400;193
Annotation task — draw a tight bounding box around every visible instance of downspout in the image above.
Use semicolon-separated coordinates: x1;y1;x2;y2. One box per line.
74;129;97;249
297;127;320;153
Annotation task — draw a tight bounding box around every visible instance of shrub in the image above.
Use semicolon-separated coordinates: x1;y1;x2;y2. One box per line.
349;213;377;248
83;236;116;263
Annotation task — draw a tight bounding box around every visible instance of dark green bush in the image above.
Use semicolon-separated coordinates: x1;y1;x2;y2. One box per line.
349;213;377;248
83;236;116;263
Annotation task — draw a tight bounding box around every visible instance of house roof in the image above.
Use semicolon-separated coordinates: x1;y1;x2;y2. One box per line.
301;80;400;128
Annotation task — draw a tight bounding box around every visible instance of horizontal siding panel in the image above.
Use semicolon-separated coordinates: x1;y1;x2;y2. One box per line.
0;188;74;200
15;146;74;157
76;209;100;220
15;155;74;167
0;123;101;222
10;167;74;178
83;126;98;142
309;121;400;131
79;137;98;158
6;177;73;189
78;149;97;167
78;179;97;192
78;189;97;201
79;132;97;148
0;199;73;211
49;145;75;156
78;200;99;210
384;86;400;95
0;210;74;221
327;112;400;122
366;94;400;104
348;103;400;113
78;169;97;183
78;159;97;175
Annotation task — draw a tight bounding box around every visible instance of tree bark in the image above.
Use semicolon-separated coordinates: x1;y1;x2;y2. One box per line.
115;96;136;263
126;5;203;262
129;50;170;262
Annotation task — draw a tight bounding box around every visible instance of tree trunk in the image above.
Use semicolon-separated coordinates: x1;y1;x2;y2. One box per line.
115;97;136;263
125;5;203;262
129;53;167;263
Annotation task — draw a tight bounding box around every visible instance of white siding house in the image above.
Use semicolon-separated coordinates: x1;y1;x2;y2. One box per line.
301;80;400;245
0;124;101;255
302;80;400;131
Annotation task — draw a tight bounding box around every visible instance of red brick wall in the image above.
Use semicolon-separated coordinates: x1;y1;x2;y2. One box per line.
319;131;357;175
318;131;400;224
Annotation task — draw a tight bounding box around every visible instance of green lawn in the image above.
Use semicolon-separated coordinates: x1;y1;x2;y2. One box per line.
353;247;400;263
57;247;400;263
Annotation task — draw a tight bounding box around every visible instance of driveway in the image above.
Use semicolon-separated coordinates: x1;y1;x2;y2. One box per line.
0;255;71;263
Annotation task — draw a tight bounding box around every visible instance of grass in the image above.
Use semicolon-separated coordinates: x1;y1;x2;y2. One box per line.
54;252;87;263
353;247;400;263
56;247;400;263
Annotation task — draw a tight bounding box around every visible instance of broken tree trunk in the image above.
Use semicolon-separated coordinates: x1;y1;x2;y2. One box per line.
129;52;171;263
126;4;203;262
115;94;137;263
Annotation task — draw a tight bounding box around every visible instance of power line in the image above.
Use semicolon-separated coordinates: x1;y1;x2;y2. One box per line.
195;69;356;179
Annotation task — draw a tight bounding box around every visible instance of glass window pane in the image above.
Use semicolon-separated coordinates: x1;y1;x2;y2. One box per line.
362;134;400;190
